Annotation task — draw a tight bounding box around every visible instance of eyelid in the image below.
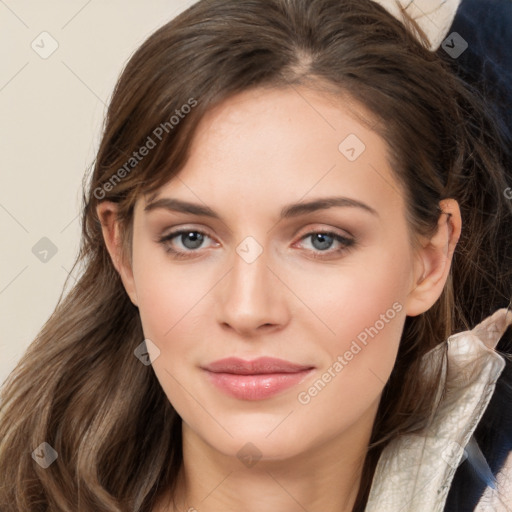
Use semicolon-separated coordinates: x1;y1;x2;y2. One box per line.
159;224;216;239
158;223;356;261
291;229;355;256
294;223;355;240
159;223;354;244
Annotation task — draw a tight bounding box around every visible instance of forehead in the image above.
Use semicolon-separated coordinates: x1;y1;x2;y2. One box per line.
188;85;381;165
140;86;405;223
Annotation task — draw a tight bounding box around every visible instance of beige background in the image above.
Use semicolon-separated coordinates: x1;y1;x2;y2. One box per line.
0;0;196;386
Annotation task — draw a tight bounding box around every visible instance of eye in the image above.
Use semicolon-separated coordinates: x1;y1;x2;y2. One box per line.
158;227;356;260
294;230;356;260
158;229;216;259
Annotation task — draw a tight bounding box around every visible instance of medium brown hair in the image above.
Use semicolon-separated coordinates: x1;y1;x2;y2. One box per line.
1;0;511;510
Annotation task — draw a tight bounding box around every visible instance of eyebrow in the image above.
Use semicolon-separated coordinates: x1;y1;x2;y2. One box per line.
144;196;379;219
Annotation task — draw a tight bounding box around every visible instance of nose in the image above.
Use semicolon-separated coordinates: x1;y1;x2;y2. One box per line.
216;242;289;337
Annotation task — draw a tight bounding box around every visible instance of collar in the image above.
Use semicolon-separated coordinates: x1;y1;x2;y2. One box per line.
365;307;512;512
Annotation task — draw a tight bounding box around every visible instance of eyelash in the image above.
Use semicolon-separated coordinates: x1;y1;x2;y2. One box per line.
157;228;356;260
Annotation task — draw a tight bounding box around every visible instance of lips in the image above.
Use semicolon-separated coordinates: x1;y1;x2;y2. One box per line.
201;356;313;375
201;357;315;400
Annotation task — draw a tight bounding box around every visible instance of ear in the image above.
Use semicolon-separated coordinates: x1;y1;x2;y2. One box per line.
96;201;138;306
405;198;461;317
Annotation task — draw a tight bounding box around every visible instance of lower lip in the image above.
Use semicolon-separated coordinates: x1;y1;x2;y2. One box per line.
203;369;314;400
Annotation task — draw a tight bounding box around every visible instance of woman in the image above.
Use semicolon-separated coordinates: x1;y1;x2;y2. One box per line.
0;0;511;510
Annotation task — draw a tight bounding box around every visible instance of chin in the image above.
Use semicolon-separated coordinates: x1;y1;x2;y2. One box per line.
193;418;315;463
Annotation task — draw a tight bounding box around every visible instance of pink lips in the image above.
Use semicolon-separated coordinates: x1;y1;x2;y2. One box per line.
201;357;315;400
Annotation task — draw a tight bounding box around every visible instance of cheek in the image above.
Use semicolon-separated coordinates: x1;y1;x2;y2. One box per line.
303;233;412;348
131;246;210;409
294;239;410;414
131;238;209;341
294;291;405;438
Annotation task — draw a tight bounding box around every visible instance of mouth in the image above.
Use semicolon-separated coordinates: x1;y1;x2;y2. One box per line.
201;357;315;400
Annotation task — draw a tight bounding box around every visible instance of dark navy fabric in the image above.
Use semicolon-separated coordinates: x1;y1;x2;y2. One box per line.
437;3;512;509
437;0;512;170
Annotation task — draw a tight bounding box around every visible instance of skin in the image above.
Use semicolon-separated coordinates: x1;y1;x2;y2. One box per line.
97;86;461;512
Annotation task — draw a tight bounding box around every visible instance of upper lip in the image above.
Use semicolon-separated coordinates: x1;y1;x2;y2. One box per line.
201;357;314;375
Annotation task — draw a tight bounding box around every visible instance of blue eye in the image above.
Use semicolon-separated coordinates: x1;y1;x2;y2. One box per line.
158;230;213;258
158;229;355;260
297;231;355;260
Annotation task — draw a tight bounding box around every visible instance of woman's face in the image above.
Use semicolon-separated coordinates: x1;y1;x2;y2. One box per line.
128;86;423;462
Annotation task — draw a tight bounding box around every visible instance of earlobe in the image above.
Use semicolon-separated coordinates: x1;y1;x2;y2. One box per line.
96;201;139;306
405;199;461;317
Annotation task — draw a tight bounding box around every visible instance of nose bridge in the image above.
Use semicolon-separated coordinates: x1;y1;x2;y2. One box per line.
218;234;285;331
230;235;272;305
